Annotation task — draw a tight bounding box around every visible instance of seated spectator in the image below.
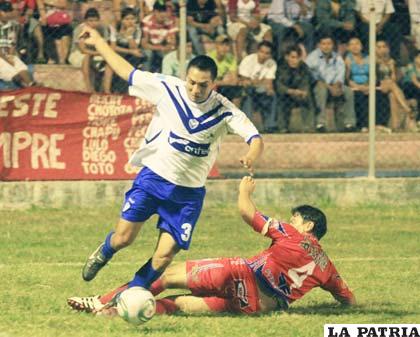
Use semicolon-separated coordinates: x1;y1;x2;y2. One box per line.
376;39;417;131
276;44;316;133
315;0;355;47
37;0;72;64
345;37;369;131
239;41;277;132
141;1;178;72
355;0;401;62
104;7;143;93
226;0;272;61
305;33;356;132
401;52;420;111
408;0;420;50
186;0;224;55
14;0;46;63
0;1;34;87
208;34;242;106
266;0;314;61
68;8;110;92
162;35;195;77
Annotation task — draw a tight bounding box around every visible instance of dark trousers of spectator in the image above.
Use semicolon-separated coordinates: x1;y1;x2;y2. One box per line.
314;82;356;130
376;90;391;126
242;89;277;132
354;91;369;129
268;20;313;61
276;94;315;132
401;82;420;121
143;50;165;72
358;21;402;62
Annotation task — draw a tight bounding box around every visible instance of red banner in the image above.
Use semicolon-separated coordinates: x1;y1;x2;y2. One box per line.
0;87;155;180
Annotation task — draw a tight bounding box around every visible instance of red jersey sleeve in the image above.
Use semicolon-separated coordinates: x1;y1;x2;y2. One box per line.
251;211;291;240
321;264;355;305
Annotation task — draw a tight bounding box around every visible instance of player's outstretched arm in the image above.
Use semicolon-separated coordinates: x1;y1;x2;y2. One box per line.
238;176;257;226
79;26;134;82
239;137;264;176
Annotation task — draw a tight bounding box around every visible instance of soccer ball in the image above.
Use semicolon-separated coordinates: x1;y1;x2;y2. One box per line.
116;287;156;325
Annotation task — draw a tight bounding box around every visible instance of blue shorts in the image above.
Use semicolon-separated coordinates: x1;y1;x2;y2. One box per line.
121;167;206;250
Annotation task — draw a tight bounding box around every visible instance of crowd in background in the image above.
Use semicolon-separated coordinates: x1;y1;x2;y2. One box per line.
1;0;420;133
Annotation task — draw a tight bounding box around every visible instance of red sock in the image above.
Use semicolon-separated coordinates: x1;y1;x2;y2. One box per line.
149;279;165;296
155;298;178;315
99;283;129;305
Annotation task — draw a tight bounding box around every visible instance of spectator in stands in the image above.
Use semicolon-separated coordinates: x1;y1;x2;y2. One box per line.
69;8;110;93
401;52;420;112
186;0;224;55
305;33;356;132
276;44;316;133
37;0;72;64
112;0;142;23
0;1;34;87
355;0;402;62
141;1;177;72
376;39;417;131
14;0;46;63
345;37;369;131
162;34;195;77
208;34;242;106
408;0;420;51
266;0;314;61
104;7;143;93
226;0;272;61
315;0;355;48
239;41;277;132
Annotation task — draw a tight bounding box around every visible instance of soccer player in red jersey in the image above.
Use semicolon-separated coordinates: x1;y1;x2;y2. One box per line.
68;176;355;315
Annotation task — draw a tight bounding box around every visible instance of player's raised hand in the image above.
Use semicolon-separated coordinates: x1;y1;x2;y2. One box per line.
239;155;254;177
239;176;256;195
78;25;102;47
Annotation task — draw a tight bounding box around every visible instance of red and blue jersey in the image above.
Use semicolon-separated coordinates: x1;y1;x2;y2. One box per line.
246;211;354;307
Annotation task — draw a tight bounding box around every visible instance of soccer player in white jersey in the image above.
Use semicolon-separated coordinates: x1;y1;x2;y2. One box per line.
79;26;264;291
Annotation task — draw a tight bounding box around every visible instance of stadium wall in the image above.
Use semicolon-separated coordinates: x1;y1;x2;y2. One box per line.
1;178;419;210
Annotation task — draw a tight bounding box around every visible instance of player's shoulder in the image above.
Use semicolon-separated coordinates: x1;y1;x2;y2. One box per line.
212;91;245;114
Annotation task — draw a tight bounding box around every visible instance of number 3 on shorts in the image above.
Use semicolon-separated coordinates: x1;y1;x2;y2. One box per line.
181;223;192;242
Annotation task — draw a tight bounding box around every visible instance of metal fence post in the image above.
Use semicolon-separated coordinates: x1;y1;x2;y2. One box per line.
178;0;187;80
368;0;377;179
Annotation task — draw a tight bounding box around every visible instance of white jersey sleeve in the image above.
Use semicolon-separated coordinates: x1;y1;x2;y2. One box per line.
128;70;168;105
225;105;260;143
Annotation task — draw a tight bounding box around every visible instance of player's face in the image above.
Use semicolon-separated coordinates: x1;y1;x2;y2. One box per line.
290;212;314;234
186;67;215;103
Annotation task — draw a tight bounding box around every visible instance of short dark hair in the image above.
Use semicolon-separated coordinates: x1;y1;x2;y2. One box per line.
187;55;218;80
291;205;327;240
84;7;100;19
318;31;335;44
0;1;13;12
285;44;302;57
153;1;167;11
121;7;136;19
258;40;274;52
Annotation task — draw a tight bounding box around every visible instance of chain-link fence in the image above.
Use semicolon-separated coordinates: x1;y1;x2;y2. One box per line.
1;0;419;176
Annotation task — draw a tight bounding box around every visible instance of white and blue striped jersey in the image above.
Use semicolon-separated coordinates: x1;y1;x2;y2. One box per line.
128;69;260;188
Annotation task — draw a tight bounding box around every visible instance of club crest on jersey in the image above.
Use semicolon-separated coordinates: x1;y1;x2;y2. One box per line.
188;118;199;129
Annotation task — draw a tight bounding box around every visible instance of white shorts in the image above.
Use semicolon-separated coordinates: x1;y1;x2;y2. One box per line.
0;56;28;81
227;22;271;42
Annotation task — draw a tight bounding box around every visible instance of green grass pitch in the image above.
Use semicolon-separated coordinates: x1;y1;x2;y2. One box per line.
0;202;419;337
